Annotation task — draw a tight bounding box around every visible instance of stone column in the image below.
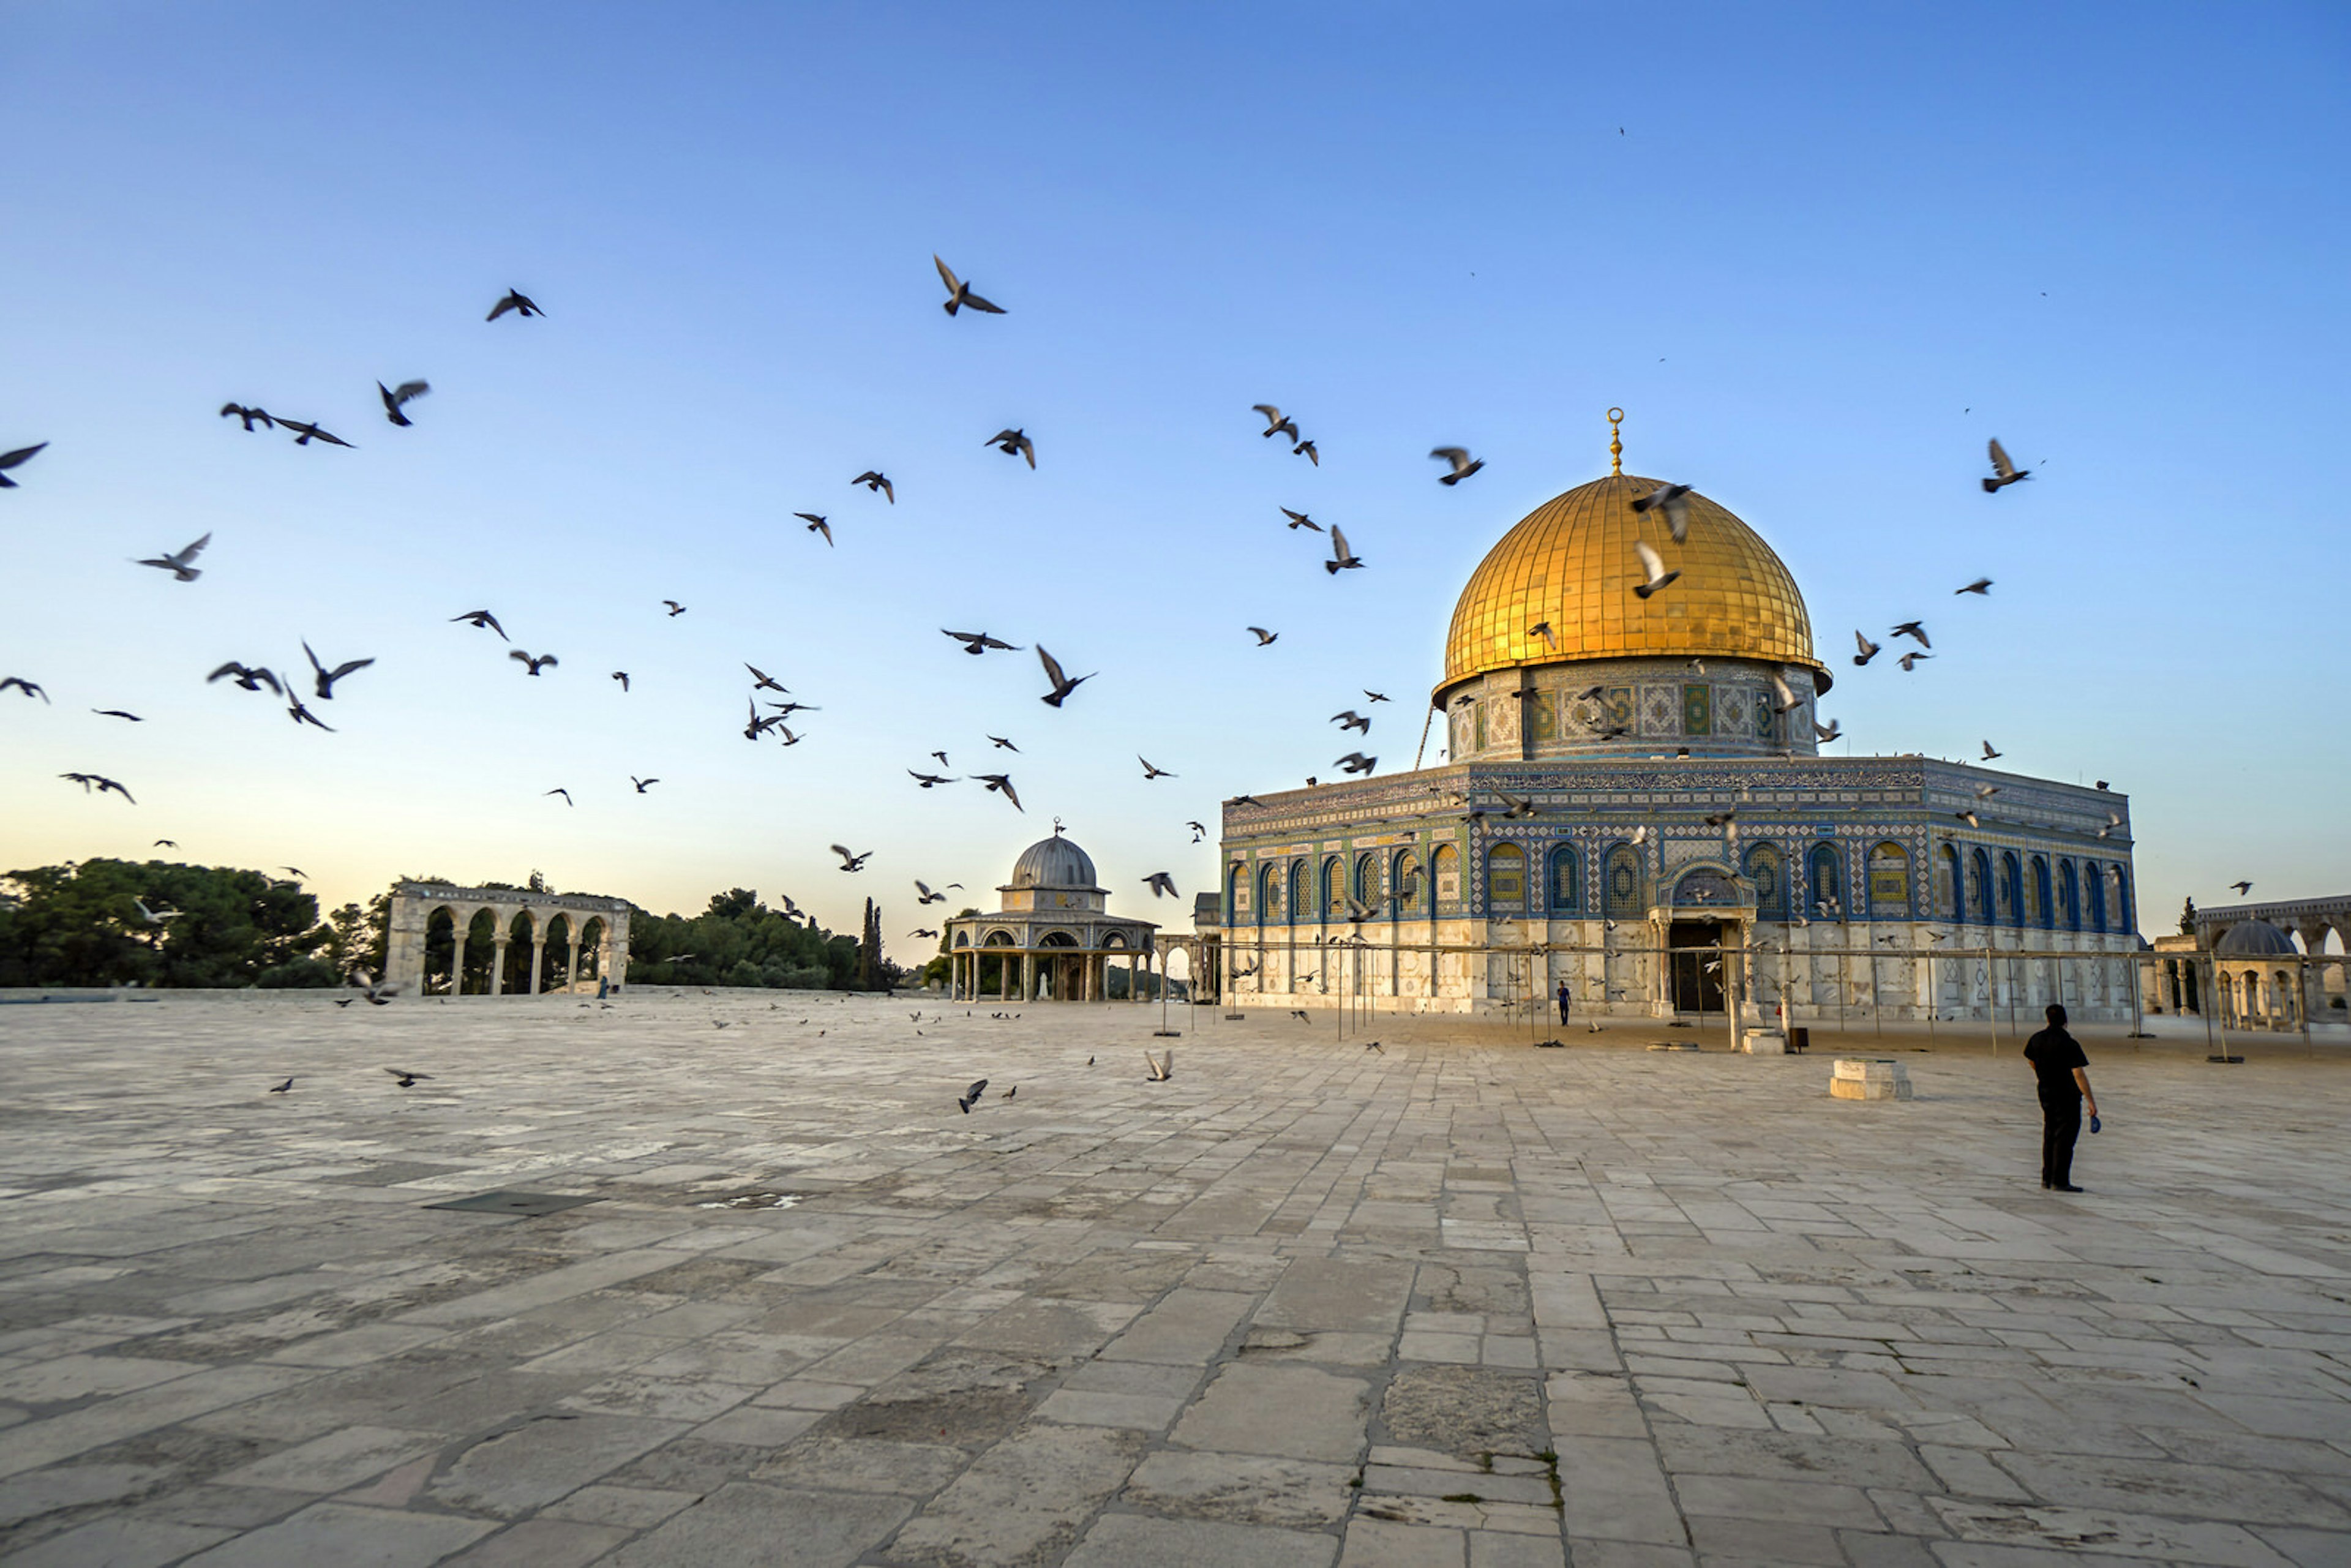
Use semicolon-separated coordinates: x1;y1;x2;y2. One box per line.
528;940;546;996
449;931;466;997
1021;952;1033;1002
565;942;580;994
490;939;508;996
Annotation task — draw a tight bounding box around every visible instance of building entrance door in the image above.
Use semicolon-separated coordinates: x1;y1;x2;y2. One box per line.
1668;920;1726;1014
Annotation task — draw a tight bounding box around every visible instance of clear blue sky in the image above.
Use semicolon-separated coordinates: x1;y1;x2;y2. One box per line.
4;2;2345;953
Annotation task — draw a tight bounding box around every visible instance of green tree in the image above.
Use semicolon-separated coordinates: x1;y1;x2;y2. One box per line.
0;860;330;988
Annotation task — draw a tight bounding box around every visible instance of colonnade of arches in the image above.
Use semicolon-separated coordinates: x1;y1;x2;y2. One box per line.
382;887;634;999
948;928;1158;1003
1225;836;2112;931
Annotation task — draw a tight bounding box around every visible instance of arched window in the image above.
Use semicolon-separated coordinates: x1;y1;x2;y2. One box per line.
1868;842;1911;918
2082;861;2106;932
1999;852;2023;928
2060;860;2080;931
1487;843;1528;914
1548;845;1581;913
1289;861;1311;926
1935;844;1960;920
2030;856;2053;929
1226;863;1245;925
1969;847;1992;924
1259;863;1283;925
1809;842;1845;919
1605;843;1643;918
1743;844;1787;918
1322;855;1346;921
1430;844;1462;913
1394;850;1423;915
1354;852;1379;907
2111;868;2132;934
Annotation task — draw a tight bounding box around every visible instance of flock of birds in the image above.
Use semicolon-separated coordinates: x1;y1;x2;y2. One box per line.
5;258;2216;959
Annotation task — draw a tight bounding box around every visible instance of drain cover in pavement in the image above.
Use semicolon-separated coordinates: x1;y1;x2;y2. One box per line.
424;1190;602;1217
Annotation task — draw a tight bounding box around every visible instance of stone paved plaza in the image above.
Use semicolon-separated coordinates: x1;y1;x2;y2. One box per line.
1;992;2348;1567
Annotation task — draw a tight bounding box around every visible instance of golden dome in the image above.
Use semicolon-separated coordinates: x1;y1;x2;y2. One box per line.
1441;472;1830;692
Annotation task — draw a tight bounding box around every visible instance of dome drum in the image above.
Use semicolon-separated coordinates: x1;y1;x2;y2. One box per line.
1441;655;1823;763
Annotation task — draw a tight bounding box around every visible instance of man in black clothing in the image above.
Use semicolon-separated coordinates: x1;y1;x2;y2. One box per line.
2023;1003;2098;1191
1558;981;1572;1026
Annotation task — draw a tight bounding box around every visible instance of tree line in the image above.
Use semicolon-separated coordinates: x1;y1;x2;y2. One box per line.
0;861;887;991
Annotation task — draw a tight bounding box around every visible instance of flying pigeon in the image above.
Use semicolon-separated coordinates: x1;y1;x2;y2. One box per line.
944;629;1020;655
384;1067;432;1087
1;677;49;702
1144;871;1178;899
1981;740;2002;760
1332;710;1370;733
1632;539;1678;598
451;609;506;639
1037;645;1092;707
662;600;686;617
974;773;1024;810
832;844;873;871
1325;526;1363;574
511;650;558;675
957;1077;989;1112
302;640;373;699
611;672;629;691
1853;631;1881;666
1293;438;1319;466
1899;651;1931;672
1430;446;1484;485
487;288;542;321
986;428;1035;468
546;787;572;805
1337;752;1378;775
219;405;272;431
1139;756;1176;779
378;380;429;426
1248;627;1278;645
1280;507;1321;531
0;442;46;488
852;470;894;503
1631;481;1693;542
1982;438;2030;492
277;418;352;448
2230;880;2252;896
1892;621;1930;648
207;661;280;694
934;255;1005;315
1956;577;1993;596
1252;405;1299;441
137;533;211;582
798;512;833;546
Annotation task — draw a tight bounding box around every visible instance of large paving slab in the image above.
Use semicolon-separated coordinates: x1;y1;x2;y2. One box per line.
0;990;2346;1565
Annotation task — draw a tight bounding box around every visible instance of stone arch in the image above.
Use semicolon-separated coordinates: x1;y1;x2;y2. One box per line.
1354;852;1379;908
1288;860;1311;926
577;916;606;980
2111;866;2133;934
423;905;459;994
1549;843;1583;915
2082;861;2107;933
1393;849;1423;918
501;910;536;995
2028;855;2052;930
2060;860;2080;931
983;928;1017;947
541;912;573;992
1968;847;1992;925
1868;841;1911;918
1998;852;2023;928
952;929;971;948
1322;855;1346;922
1935;842;1960;920
1258;863;1283;926
1227;862;1245;926
1604;842;1643;919
1487;842;1528;915
1809;841;1845;918
1744;843;1786;918
1430;844;1462;915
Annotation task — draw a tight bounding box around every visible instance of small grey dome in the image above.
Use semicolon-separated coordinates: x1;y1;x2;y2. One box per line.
2216;920;2295;956
1010;835;1099;890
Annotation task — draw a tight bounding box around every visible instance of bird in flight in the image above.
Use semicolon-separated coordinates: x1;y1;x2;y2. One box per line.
1853;631;1881;666
1898;651;1931;672
138;533;211;582
1812;718;1841;742
957;1077;989;1113
630;776;659;793
208;662;280;694
2230;880;2253;895
797;512;833;546
1187;820;1207;842
974;773;1024;810
934;255;1005;316
278;418;353;448
662;600;687;617
0;442;48;488
1248;627;1278;646
378;380;430;426
1;677;48;702
1037;646;1091;707
384;1067;432;1087
269;1078;293;1093
746;664;789;692
909;928;939;940
1144;871;1179;899
988;735;1018;751
1364;690;1389;703
907;770;954;788
1336;752;1378;775
986;428;1036;468
92;708;143;722
1982;438;2030;493
852;470;894;503
2098;811;2122;839
833;844;873;871
1280;508;1321;532
915;880;951;903
944;629;1020;655
61;772;135;802
1529;621;1558;651
546;787;572;806
1431;446;1484;486
929;750;949;766
1632;540;1678;599
1326;527;1363;574
1293;438;1319;466
1632;482;1693;542
1253;405;1299;442
302;641;374;699
1332;710;1371;733
487;288;544;321
1956;577;1993;596
1955;809;1981;829
219;404;273;431
1143;1049;1173;1082
285;690;335;730
1981;740;2002;760
1766;669;1802;716
1892;621;1930;648
1139;756;1176;780
511;650;558;676
452;609;507;639
610;671;629;691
